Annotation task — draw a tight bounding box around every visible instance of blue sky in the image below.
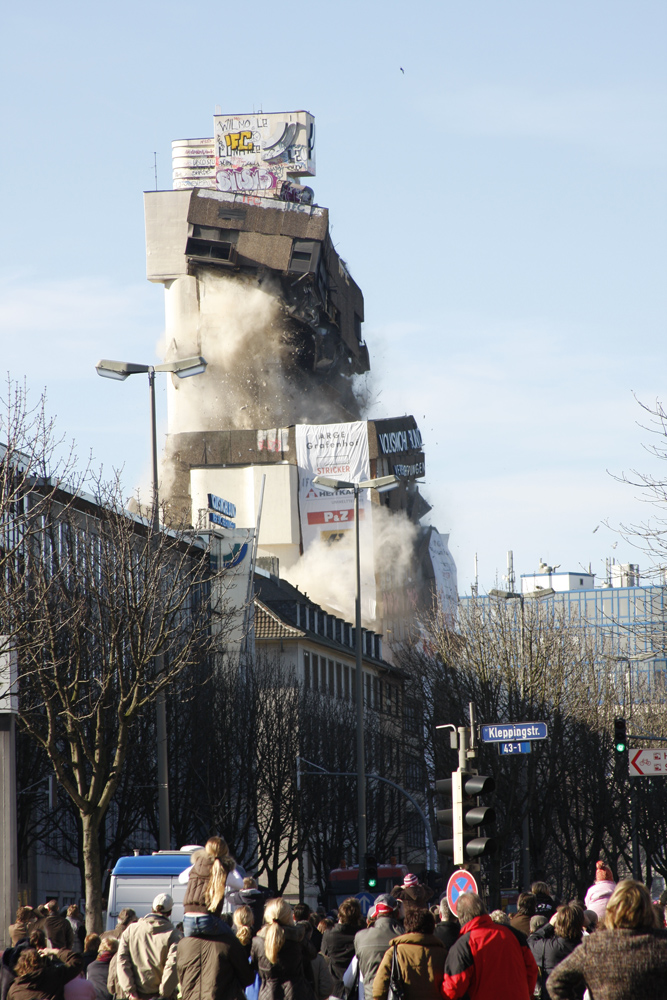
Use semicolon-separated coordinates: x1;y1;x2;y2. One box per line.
1;0;665;591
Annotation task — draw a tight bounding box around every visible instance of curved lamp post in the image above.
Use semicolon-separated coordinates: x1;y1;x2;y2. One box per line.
95;356;207;850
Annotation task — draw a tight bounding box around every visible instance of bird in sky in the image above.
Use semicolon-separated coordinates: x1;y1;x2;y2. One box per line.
400;67;405;74
592;525;599;533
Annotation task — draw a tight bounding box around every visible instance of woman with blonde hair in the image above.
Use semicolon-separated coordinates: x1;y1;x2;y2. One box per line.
182;836;244;937
251;898;315;1000
547;880;667;999
233;905;255;953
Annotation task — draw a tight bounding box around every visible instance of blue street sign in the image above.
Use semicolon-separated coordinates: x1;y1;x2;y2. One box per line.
499;741;532;755
355;892;376;915
481;722;548;742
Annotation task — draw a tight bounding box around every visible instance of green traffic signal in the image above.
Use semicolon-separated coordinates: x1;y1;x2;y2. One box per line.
364;853;378;891
614;718;627;754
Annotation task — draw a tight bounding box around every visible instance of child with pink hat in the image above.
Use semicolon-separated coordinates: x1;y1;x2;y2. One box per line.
584;860;617;920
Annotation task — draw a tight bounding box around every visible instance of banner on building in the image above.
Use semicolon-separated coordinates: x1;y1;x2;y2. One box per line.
295;422;376;619
428;529;458;622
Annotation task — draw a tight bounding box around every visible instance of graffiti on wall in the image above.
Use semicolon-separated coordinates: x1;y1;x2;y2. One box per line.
214;111;315;198
216;165;280;194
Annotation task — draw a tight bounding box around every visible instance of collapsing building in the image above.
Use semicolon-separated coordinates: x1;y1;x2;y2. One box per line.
144;109;457;642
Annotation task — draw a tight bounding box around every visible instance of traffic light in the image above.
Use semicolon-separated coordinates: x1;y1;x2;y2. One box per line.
436;770;497;865
435;775;456;859
614;718;627;754
364;854;378;890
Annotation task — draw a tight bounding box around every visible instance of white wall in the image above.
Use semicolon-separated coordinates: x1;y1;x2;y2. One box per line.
190;465;301;563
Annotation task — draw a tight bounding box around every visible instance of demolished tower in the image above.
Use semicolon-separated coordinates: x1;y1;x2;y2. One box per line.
144;109;456;643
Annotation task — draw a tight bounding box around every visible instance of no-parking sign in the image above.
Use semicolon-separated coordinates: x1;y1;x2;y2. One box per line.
446;870;479;916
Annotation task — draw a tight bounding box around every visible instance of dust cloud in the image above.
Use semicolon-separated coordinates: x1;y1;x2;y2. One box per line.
163;271;360;434
282;504;418;631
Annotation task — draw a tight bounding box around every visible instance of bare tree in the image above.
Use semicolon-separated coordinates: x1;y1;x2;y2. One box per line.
396;596;625;902
1;449;231;928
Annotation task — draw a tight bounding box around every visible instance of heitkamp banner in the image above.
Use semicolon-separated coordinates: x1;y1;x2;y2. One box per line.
295;422;376;618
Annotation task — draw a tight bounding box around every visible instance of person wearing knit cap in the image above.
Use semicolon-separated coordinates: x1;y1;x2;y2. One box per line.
392;875;434;910
584;861;617;921
354;896;403;1000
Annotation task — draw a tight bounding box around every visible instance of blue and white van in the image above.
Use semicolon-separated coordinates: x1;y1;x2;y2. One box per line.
105;848;199;931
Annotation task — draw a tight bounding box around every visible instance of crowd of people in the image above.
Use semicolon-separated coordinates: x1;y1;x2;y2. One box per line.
3;844;667;1000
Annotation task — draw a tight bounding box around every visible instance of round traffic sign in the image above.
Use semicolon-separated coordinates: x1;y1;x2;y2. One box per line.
446;870;478;915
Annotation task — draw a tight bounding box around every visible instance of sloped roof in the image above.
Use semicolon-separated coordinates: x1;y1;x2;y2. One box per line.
254;599;305;640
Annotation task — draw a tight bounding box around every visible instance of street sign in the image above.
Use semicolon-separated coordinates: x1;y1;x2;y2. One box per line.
499;741;532;755
355;891;376;915
629;748;667;777
446;870;478;916
481;722;548;743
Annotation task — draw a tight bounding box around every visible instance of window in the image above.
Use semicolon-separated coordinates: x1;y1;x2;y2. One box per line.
186;227;238;263
328;659;335;696
289;240;319;273
304;651;310;689
405;814;423;848
321;657;327;690
403;699;419;733
336;662;342;698
366;673;372;707
351;667;357;703
344;664;350;699
406;758;422;787
312;654;319;691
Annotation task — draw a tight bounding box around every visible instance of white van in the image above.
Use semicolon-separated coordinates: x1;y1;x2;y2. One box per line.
105;848;200;931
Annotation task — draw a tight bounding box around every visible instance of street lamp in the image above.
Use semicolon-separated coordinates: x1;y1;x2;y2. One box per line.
312;472;399;890
95;355;207;850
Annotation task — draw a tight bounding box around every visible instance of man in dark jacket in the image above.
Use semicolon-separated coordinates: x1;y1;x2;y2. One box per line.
433;899;459;955
42;901;74;951
354;895;403;1000
237;880;271;938
177;932;254;1000
442;893;538;1000
531;882;557;920
510;893;536;937
321;898;363;999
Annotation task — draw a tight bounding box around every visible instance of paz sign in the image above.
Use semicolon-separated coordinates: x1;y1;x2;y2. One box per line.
629;748;667;777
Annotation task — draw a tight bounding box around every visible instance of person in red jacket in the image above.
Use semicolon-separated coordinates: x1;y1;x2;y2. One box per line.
441;893;537;1000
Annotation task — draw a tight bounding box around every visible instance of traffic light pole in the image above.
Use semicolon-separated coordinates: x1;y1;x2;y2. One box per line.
457;726;469;771
436;708;496;870
630;781;641;881
522;760;530;890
